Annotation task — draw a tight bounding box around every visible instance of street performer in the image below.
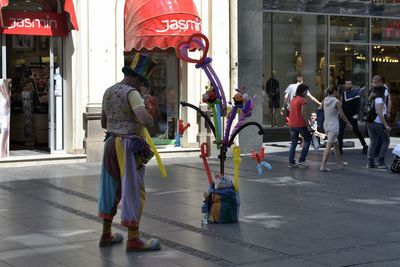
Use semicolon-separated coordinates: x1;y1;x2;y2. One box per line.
98;53;161;252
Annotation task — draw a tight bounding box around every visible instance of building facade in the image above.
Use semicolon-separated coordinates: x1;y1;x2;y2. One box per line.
261;0;400;127
4;1;399;162
0;0;254;162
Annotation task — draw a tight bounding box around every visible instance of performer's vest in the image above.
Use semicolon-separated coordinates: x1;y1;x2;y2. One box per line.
103;83;144;136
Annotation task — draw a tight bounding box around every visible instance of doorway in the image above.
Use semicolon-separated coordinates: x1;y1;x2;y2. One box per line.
6;35;51;152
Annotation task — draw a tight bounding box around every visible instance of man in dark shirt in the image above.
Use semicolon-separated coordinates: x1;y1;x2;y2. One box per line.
338;80;368;154
265;71;280;109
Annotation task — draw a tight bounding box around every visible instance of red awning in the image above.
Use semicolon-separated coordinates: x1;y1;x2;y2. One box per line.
124;0;201;52
0;0;9;26
64;0;79;31
0;0;78;32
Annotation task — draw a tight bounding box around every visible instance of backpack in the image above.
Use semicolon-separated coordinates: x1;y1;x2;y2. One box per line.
391;155;400;173
205;185;239;223
364;100;377;123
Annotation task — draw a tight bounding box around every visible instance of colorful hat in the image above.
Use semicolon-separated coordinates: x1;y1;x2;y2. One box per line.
123;53;156;86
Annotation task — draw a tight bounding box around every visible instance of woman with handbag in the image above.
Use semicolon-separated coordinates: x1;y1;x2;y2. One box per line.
366;85;391;169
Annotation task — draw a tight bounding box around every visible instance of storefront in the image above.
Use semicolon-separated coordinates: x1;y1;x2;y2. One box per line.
0;0;78;157
124;0;200;146
0;1;239;162
262;0;400;127
80;0;234;161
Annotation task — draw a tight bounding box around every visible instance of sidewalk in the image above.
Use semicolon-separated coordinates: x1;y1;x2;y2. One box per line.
0;138;399;266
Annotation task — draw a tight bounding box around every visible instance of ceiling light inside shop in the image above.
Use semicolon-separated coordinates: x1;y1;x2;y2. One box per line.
25;0;31;2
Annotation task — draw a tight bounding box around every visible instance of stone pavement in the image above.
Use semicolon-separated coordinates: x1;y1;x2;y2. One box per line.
0;138;399;267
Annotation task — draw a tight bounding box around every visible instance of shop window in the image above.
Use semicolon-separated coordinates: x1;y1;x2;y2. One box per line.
146;52;179;145
4;0;58;12
329;44;369;89
263;12;327;127
330;16;369;43
372;18;400;43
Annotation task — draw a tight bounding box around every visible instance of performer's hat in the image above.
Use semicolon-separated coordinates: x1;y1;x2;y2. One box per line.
122;53;156;86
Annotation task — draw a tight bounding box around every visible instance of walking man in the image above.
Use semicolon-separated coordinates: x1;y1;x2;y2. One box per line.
338;80;368;154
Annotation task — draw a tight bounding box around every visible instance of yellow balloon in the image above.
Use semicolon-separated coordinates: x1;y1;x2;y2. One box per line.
233;146;241;192
145;129;167;178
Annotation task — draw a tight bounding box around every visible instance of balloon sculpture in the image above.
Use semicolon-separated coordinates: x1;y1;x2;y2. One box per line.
176;33;264;185
251;147;272;176
175;119;190;147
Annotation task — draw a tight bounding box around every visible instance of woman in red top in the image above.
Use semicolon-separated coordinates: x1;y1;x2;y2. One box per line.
288;84;312;168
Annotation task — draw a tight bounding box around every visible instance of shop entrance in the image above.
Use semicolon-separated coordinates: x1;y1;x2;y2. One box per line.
4;34;63;154
8;35;49;152
0;0;77;157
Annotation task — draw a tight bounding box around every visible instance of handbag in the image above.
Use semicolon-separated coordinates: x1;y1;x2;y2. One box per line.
316;108;325;133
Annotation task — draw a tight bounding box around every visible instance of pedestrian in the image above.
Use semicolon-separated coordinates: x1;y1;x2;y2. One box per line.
309;112;326;150
280;74;321;126
265;70;280;125
0;79;11;158
320;86;353;172
98;53;161;252
370;75;392;157
366;85;391;169
338;80;368;154
288;84;313;168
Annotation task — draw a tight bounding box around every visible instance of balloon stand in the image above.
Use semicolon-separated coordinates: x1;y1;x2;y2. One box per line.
176;33;264;224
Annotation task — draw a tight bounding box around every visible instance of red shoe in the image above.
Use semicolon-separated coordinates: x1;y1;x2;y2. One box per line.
126;238;161;252
99;233;124;247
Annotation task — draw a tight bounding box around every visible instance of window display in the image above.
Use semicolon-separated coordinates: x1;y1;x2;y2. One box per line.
263;13;326;127
147;52;179;145
372;18;400;43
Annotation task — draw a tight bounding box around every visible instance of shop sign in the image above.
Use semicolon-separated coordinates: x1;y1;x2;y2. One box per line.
137;14;201;36
155;18;201;33
0;10;68;36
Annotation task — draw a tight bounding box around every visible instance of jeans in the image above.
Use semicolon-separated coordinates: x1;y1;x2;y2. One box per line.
338;117;367;153
289;127;311;164
367;122;390;165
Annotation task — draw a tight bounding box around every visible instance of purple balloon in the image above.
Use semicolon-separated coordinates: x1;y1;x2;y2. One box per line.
208;65;227;113
223;105;238;144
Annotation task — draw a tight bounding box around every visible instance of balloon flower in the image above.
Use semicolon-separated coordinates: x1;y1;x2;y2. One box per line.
175;119;191;147
251;147;272;176
176;33;264;177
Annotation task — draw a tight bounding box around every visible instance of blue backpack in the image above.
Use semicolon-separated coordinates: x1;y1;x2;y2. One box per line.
205;185;239;223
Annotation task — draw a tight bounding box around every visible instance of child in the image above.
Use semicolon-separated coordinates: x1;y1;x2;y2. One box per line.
309;112;326;150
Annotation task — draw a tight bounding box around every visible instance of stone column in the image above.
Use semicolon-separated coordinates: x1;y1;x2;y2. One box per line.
237;0;263;153
82;0;123;161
